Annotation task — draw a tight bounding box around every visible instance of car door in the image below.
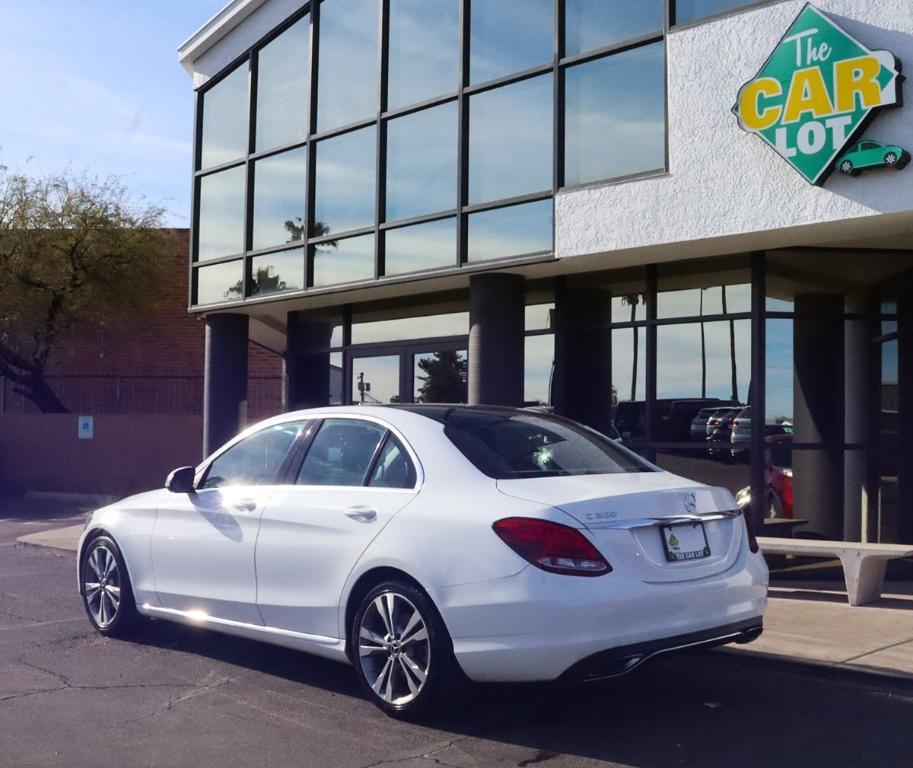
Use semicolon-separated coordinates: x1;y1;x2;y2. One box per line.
859;141;881;167
151;420;307;625
255;417;420;639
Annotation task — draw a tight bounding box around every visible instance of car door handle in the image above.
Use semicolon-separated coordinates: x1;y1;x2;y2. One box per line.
344;506;377;522
230;500;257;512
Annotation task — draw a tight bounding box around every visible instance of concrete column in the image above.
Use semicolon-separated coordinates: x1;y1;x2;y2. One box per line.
203;314;249;458
554;277;613;434
843;295;868;542
286;312;334;411
793;294;844;539
468;273;525;406
897;296;913;544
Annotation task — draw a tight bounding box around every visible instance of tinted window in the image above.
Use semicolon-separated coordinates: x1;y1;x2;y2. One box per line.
564;43;666;186
368;435;417;488
466;199;552;262
565;0;663;56
202;422;305;488
388;0;459;109
384;218;456;276
250;248;304;296
197;166;246;261
200;63;249;169
252;146;308;251
297;419;386;486
470;0;553;84
413;408;652;479
313;233;375;288
256;15;310;151
314;126;376;236
196;260;243;305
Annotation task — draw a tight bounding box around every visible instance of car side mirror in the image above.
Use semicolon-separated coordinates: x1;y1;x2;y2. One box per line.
165;466;196;494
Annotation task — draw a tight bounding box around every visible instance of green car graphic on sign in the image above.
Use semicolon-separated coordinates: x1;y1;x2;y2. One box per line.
836;140;909;176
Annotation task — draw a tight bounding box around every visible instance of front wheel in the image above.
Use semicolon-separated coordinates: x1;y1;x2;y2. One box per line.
80;535;140;637
885;151;898;166
352;581;455;720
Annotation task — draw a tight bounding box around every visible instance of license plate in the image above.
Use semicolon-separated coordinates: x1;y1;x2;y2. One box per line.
660;522;711;562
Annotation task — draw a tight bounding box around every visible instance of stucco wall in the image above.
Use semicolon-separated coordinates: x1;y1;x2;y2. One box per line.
556;0;913;261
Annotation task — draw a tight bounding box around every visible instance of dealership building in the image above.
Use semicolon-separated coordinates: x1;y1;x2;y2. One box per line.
178;0;913;545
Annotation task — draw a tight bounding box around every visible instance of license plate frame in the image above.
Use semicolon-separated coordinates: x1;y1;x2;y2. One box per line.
660;521;711;562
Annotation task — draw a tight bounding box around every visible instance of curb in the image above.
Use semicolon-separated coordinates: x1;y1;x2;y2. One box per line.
720;645;913;689
16;524;82;553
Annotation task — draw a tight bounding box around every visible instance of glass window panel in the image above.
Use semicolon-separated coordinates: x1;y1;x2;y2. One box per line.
201;63;249;168
525;303;555;332
655;448;750;496
352;311;468;344
675;0;761;25
414;350;467;403
368;435;417;488
196;260;244;306
470;0;553;84
766;319;794;426
469;75;553;204
612;327;646;439
330;351;344;404
565;0;663;57
314;127;376;236
525;334;554;405
252;147;308;251
565;43;665;186
256;15;310;151
317;0;379;131
386;102;458;221
352;356;401;404
296;419;386;485
612;293;647;324
313;233;375;288
197;166;246;261
657;320;751;403
251;248;304;296
388;0;459;109
384;219;456;276
467;200;552;262
657;284;751;319
202;422;306;488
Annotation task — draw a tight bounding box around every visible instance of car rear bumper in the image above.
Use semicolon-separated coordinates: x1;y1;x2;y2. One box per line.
435;546;768;683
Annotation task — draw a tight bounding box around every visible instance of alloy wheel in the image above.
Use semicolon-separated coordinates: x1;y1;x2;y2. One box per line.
840;160;853;174
886;152;898;165
83;543;122;628
358;592;431;706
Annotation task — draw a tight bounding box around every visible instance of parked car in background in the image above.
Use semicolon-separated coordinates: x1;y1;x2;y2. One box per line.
730;407;793;463
616;398;737;443
707;408;742;459
734;434;794;519
690;403;740;441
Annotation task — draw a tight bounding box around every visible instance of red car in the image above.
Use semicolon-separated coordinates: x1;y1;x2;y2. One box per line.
764;434;793;518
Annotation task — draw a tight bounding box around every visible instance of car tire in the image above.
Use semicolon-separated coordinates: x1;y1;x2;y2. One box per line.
885;152;898;166
839;159;854;175
80;534;141;637
352;580;455;720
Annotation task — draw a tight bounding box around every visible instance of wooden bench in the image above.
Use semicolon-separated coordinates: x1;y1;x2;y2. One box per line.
757;537;913;606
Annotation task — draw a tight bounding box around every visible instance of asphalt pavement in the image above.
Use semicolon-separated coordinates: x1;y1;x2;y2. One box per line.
1;513;912;768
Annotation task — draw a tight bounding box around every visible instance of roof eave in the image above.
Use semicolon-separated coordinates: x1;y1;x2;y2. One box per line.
177;0;270;76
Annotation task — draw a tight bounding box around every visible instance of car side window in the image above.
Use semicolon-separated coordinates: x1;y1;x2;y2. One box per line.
368;435;416;489
200;422;305;489
861;141;877;150
296;418;386;487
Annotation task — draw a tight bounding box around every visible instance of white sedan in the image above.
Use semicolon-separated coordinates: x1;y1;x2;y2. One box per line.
77;405;767;718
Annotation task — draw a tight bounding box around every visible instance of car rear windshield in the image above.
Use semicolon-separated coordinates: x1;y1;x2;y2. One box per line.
407;407;653;479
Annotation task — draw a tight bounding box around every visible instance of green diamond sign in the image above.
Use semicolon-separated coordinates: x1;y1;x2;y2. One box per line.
733;3;904;185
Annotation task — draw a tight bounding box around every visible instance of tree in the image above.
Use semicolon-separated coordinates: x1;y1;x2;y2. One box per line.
0;168;172;413
416;351;467;404
621;294;641;400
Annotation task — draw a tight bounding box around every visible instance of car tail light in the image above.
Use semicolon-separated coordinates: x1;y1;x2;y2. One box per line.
742;511;760;553
492;517;612;576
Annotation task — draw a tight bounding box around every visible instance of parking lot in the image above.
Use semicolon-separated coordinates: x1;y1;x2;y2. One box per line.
1;514;911;768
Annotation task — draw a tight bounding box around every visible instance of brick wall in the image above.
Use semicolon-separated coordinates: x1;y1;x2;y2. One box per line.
1;229;284;418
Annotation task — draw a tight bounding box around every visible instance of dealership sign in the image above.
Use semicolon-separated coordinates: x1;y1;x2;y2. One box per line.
733;4;904;185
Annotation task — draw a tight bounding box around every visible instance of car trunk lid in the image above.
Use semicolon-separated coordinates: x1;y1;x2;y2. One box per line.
496;473;743;583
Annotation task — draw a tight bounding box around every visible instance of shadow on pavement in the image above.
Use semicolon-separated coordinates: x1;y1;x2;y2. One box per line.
129;618;913;768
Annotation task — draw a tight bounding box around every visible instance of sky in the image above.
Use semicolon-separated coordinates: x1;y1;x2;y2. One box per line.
0;0;227;226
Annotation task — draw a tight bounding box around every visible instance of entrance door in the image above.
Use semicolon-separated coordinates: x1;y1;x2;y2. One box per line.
347;341;467;405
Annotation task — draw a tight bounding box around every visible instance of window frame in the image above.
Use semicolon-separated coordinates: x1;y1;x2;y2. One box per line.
188;0;675;310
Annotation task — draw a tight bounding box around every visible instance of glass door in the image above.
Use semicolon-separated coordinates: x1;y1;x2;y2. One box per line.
411;344;468;404
350;353;403;405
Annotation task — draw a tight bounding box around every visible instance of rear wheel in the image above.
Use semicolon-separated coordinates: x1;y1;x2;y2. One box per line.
839;159;854;175
80;535;140;637
352;581;454;720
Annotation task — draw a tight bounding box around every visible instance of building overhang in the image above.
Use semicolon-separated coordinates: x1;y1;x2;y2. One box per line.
178;0;268;75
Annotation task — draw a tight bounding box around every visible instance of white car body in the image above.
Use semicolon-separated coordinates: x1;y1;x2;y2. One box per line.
78;405;767;683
